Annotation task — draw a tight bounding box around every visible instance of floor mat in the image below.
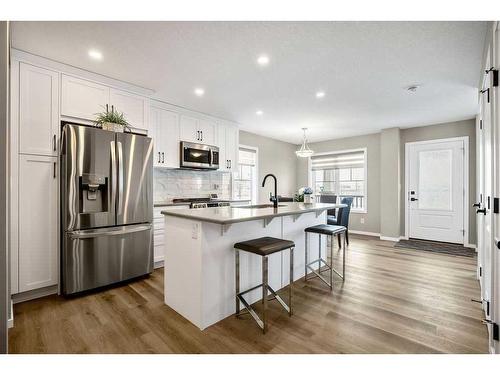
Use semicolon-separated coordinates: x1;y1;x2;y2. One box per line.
394;239;476;257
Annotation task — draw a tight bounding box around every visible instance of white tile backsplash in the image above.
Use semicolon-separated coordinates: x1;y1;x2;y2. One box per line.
154;168;232;203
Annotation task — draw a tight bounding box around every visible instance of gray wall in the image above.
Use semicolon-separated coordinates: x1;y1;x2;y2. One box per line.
380;128;401;238
0;21;9;354
400;119;477;243
295;119;476;243
297;133;381;234
239;130;298;203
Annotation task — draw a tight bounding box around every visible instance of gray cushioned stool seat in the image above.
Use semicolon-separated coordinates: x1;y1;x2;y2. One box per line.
234;236;295;256
305;224;346;236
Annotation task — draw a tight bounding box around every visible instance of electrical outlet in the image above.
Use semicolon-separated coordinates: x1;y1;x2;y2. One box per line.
360;217;365;224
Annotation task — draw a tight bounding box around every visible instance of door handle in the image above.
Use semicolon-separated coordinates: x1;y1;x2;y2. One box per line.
472;203;481;208
410;197;418;201
117;141;124;215
477;208;487;215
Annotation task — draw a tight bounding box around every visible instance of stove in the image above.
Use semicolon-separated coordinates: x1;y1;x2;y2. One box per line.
172;197;231;209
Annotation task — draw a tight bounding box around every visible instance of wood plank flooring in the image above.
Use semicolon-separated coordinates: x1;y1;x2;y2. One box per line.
8;235;488;353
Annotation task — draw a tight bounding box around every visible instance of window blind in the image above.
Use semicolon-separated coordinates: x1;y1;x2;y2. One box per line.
239;148;256;166
311;150;365;171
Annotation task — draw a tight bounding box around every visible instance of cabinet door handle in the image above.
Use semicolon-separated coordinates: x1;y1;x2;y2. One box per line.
53;134;56;152
196;131;200;141
158;152;161;163
161;152;165;163
229;160;231;169
201;131;203;142
106;104;109;112
53;162;56;178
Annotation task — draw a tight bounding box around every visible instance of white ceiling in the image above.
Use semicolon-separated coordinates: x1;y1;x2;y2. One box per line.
11;21;487;144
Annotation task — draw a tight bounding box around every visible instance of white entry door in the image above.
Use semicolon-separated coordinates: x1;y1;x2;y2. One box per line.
407;139;466;244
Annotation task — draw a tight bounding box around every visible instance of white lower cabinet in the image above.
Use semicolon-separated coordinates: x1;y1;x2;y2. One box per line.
18;154;58;293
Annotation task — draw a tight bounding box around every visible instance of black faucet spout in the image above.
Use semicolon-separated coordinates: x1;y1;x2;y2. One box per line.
262;173;278;208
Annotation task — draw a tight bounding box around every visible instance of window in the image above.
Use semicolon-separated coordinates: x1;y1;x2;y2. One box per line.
233;146;258;204
310;149;367;212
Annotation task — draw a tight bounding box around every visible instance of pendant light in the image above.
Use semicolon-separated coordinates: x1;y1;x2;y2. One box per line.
295;128;314;158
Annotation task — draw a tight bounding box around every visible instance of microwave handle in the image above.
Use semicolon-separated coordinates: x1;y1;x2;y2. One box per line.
209;149;213;166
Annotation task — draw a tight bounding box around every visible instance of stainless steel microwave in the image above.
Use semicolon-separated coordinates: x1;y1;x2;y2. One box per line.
180;141;220;170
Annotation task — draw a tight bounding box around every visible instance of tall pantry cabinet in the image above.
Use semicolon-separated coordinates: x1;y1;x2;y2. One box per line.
11;62;60;294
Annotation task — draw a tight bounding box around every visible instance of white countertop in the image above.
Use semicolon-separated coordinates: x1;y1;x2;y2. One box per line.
161;202;345;225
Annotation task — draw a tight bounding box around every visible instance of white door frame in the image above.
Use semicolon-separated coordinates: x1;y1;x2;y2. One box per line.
404;136;470;246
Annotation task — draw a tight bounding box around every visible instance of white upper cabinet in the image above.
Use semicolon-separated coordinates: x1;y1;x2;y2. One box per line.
61;75;109;121
61;75;148;128
18;154;58;292
19;63;59;156
219;123;239;171
180;114;217;145
179;114;199;143
109;89;148;129
198;119;217;145
150;103;180;168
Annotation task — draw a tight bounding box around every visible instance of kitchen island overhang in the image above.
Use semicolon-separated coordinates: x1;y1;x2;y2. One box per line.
162;202;345;330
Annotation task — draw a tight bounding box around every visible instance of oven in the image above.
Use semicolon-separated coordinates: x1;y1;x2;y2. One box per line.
180;141;219;170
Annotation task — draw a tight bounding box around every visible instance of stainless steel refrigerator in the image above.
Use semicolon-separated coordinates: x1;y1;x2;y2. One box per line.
60;122;154;295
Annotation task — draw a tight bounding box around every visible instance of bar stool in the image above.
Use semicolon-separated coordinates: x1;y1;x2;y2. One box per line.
234;236;295;334
304;224;346;289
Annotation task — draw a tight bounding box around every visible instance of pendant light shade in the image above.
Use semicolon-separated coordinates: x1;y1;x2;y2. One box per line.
295;128;314;158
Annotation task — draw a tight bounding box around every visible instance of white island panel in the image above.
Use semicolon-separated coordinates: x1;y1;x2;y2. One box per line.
164;207;329;330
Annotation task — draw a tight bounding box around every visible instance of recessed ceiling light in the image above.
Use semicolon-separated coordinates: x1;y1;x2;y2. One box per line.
256;110;263;116
257;54;270;66
407;85;419;93
88;49;103;61
194;88;205;97
316;91;325;98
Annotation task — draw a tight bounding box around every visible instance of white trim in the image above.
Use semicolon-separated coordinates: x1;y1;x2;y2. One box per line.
404;136;469;246
349;230;379;237
11;285;58;304
308;147;368;213
236;144;259;204
464;243;477;249
379;236;400;242
7;301;13;329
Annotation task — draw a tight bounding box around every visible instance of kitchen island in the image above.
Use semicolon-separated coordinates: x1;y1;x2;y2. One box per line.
161;202;344;330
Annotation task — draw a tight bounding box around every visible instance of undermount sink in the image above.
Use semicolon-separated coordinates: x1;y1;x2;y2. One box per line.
238;204;287;209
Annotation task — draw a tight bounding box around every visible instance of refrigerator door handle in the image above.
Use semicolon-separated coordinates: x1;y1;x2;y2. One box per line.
117;141;124;215
110;140;117;212
68;224;152;239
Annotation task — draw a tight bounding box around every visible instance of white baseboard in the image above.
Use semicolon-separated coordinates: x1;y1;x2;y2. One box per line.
154;260;164;269
379;235;401;242
12;285;58;304
7;300;14;329
349;230;380;237
464;243;477;249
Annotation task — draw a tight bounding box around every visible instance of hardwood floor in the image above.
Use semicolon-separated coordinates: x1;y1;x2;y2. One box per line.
8;235;488;353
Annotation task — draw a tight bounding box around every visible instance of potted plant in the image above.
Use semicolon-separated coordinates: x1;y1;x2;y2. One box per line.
295;187;314;203
95;106;130;132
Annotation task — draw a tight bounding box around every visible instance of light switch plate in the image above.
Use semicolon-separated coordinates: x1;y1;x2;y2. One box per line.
192;223;199;239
